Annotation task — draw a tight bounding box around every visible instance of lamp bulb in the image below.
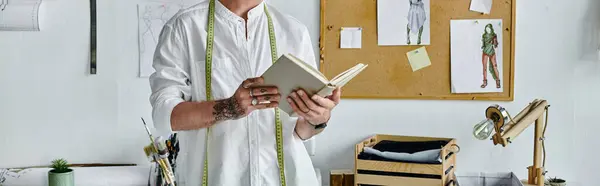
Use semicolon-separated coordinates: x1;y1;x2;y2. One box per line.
473;119;494;140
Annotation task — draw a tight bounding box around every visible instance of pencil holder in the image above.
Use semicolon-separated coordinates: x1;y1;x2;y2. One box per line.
48;169;74;186
147;164;172;186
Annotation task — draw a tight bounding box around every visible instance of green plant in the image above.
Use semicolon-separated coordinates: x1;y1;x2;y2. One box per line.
50;159;71;173
548;176;566;183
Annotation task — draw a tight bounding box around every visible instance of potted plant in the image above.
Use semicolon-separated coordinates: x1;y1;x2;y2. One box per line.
48;158;74;186
546;177;567;186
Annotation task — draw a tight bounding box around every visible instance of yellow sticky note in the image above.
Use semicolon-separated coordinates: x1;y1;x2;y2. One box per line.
406;47;432;71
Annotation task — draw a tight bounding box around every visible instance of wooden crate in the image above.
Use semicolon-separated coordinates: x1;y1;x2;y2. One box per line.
354;134;458;186
330;169;354;186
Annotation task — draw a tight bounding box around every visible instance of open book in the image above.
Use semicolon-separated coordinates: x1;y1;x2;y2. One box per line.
261;53;368;116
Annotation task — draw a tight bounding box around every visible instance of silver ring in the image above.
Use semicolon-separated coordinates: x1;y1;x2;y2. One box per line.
249;88;254;97
251;97;258;106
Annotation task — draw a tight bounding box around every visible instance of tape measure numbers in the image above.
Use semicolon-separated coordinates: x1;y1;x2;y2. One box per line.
201;1;215;186
202;0;286;185
266;6;287;186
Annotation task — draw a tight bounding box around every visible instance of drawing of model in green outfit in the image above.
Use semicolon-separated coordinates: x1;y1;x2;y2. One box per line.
480;23;500;88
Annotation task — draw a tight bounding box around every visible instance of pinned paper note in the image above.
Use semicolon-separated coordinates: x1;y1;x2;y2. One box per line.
470;0;493;14
340;27;362;49
406;46;431;71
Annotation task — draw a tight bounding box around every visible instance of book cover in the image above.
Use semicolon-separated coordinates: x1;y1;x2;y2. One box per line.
262;54;366;116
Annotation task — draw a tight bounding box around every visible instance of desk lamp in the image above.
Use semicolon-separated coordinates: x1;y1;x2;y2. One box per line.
472;99;550;186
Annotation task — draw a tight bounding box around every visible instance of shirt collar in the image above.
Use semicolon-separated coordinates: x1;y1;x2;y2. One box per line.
215;0;266;22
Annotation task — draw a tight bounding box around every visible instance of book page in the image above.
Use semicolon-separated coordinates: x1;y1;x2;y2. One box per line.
288;54;327;81
330;64;367;86
334;65;366;87
330;64;359;83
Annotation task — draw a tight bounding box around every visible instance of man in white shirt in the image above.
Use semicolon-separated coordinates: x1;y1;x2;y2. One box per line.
149;0;341;185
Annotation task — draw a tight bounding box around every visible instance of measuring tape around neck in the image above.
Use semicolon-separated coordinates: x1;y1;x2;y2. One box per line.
202;0;285;185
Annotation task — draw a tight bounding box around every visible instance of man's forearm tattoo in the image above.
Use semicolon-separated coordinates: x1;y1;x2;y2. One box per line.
213;97;245;121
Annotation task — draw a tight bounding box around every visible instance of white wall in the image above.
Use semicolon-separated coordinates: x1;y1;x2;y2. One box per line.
0;0;160;167
0;0;597;185
571;1;600;185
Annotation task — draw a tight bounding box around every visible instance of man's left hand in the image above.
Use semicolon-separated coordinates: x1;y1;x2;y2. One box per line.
287;88;341;125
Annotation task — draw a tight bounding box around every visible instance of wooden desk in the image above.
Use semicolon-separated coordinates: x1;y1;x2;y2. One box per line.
521;180;583;186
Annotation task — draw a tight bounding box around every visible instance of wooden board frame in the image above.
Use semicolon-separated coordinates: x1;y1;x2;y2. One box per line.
319;0;516;101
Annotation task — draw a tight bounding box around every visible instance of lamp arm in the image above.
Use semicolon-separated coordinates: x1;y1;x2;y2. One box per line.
500;100;548;143
500;100;537;133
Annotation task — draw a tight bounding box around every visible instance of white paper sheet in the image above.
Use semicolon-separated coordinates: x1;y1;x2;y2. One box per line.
340;27;362;49
137;2;185;77
0;0;42;31
377;0;430;46
451;19;503;93
470;0;493;14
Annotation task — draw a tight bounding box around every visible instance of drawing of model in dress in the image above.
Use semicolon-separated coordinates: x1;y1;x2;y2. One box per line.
407;0;426;44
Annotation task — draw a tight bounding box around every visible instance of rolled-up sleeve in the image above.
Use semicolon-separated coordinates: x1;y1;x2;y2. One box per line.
291;25;320;142
149;21;191;137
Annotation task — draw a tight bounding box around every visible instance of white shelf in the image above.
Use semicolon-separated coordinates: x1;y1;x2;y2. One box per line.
1;166;150;186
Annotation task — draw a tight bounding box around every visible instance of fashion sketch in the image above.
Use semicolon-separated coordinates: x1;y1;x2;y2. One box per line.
480;23;500;88
0;0;7;11
407;0;426;44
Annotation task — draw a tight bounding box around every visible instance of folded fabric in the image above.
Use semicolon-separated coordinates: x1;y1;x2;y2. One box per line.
357;140;450;164
363;147;441;164
371;140;449;153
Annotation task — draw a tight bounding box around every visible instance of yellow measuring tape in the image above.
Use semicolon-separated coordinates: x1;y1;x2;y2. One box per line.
202;0;285;185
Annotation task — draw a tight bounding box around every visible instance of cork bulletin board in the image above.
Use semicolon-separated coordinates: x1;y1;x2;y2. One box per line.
319;0;516;100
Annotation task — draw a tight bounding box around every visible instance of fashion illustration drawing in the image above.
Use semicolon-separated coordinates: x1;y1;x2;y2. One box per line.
407;0;426;44
480;23;500;88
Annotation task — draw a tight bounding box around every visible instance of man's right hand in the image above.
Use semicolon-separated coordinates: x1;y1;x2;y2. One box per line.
212;77;280;121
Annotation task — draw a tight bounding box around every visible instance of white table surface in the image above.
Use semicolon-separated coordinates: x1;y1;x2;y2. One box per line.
3;166;323;186
1;166;150;186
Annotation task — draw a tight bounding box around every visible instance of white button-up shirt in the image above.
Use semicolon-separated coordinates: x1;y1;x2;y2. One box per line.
149;1;319;186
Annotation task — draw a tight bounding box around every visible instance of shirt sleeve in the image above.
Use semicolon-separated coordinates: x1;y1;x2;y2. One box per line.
297;26;318;70
292;25;319;142
149;23;191;137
